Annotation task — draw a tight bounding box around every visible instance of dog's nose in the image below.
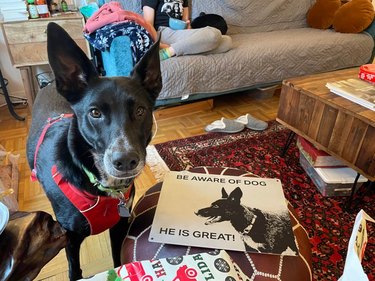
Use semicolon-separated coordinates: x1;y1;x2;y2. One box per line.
112;151;139;171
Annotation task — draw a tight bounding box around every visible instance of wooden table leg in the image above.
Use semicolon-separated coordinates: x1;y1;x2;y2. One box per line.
345;173;361;210
280;131;296;157
19;66;36;113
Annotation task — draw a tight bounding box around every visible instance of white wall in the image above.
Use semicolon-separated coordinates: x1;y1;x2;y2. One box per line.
0;28;25;104
0;0;77;104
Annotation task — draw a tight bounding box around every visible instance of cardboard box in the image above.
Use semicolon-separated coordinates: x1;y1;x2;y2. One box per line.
299;153;368;197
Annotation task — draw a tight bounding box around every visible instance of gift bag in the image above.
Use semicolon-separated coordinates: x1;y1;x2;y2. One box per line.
339;209;374;281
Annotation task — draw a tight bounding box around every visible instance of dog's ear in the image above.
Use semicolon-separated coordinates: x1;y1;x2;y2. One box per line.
221;187;229;198
47;22;98;103
131;35;162;100
228;187;242;203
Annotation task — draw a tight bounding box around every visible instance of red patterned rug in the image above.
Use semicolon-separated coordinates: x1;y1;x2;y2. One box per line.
148;120;375;281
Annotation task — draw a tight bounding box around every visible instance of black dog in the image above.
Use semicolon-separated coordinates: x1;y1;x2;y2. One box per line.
26;23;161;280
195;187;298;254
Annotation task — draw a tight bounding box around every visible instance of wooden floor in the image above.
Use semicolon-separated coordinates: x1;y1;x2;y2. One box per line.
0;88;280;280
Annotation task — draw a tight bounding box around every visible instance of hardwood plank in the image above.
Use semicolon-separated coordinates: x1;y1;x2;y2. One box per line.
277;84;300;127
297;93;316;135
316;105;338;147
154;99;213;119
356;126;375;175
328;111;354;155
307;100;325;139
341;118;368;163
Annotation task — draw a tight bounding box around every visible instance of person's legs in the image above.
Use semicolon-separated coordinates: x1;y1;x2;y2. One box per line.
160;26;223;56
203;35;233;55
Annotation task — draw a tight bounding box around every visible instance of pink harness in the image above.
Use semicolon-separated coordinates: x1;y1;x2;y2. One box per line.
30;114;74;181
30;114;131;235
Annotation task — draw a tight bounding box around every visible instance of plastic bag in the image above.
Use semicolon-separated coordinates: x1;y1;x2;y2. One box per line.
0;145;19;211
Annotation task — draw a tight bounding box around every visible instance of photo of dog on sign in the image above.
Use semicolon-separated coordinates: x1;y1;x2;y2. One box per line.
149;171;298;256
195;186;298;255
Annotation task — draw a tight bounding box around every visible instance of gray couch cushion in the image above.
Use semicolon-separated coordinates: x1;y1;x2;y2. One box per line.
114;0;314;34
191;0;314;34
158;28;374;101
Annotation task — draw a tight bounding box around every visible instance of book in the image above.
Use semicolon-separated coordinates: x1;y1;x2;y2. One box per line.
296;136;346;168
0;0;28;22
149;171;298;256
0;11;28;22
0;0;26;9
326;78;375;111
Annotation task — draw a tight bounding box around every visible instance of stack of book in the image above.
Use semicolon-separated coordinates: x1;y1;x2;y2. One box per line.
297;137;367;197
326;77;375;111
0;0;28;22
297;136;345;168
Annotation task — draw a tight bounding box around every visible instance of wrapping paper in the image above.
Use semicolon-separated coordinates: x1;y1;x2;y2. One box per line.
81;250;248;281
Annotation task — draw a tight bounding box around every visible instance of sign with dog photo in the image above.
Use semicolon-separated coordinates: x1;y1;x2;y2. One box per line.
149;171;298;256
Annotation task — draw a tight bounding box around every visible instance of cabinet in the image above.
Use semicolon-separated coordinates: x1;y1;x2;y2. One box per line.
0;13;90;111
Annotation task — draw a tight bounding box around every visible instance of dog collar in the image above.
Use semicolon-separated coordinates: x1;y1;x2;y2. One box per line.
242;215;257;235
81;165;134;196
82;165;135;217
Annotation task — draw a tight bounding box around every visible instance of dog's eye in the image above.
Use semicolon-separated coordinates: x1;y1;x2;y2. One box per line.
135;106;145;117
212;204;219;208
89;108;102;118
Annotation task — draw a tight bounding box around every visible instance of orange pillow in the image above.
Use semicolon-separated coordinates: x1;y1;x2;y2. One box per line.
333;0;375;33
306;0;341;29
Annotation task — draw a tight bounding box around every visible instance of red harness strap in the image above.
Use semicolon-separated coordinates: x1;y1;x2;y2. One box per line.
30;114;74;182
51;165;122;235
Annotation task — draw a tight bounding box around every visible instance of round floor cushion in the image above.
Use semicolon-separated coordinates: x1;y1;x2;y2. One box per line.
121;167;312;281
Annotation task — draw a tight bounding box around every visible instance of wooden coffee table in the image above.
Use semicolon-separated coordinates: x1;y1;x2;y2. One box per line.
277;68;375;182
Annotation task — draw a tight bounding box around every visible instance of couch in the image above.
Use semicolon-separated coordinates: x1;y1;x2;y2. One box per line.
98;0;375;107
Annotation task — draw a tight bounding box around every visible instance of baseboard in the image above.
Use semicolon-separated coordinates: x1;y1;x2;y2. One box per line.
0;90;26;103
154;99;214;120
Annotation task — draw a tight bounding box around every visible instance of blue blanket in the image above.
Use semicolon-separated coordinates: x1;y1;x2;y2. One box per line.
84;21;154;65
